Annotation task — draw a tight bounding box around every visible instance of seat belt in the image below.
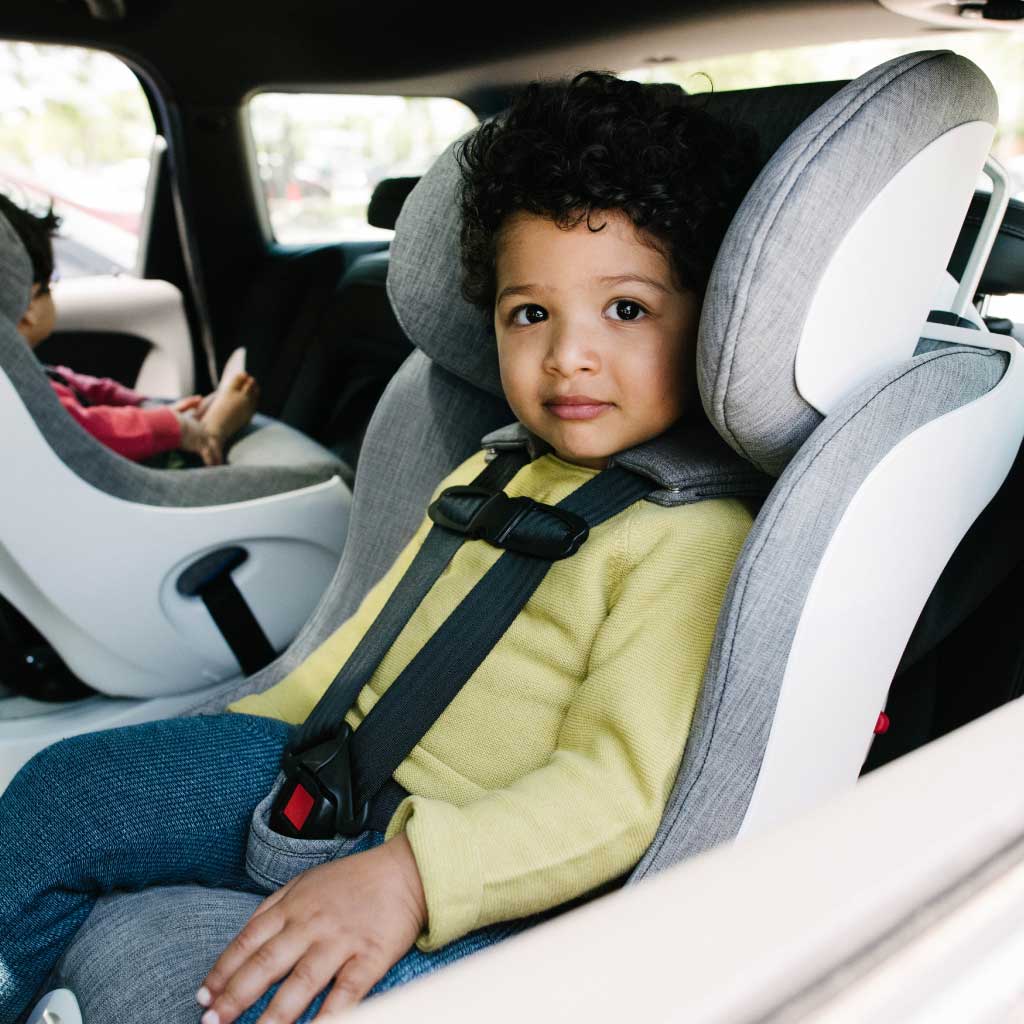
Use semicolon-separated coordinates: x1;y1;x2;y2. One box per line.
269;451;654;839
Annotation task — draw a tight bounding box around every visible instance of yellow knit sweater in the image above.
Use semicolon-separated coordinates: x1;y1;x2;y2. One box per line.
230;449;752;949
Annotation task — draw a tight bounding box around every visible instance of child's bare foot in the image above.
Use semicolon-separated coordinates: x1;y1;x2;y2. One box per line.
200;372;260;444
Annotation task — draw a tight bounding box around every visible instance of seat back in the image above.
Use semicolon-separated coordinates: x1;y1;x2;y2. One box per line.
203;53;1024;870
278;250;415;473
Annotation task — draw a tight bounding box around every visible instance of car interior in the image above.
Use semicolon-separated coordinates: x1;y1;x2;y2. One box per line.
1;1;1024;1021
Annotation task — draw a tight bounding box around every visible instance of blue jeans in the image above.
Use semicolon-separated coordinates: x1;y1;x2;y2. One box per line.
0;713;539;1023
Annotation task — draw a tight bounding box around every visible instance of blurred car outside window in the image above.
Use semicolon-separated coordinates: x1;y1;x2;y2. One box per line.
247;92;477;245
0;41;156;280
622;31;1024;322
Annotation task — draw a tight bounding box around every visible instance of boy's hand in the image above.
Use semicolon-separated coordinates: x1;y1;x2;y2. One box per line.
177;411;224;466
196;834;427;1024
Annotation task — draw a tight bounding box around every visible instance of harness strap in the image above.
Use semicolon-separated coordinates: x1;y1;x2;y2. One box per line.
271;451;653;839
348;465;653;801
289;450;529;753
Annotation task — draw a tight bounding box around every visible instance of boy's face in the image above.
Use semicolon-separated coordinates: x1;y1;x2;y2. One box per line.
494;209;699;470
18;284;56;349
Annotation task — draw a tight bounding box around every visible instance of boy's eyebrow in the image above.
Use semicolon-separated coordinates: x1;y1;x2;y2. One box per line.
597;273;671;294
496;273;669;305
495;283;537;304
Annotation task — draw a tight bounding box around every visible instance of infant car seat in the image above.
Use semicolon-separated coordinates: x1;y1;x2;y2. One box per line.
0;216;353;791
42;51;1024;1022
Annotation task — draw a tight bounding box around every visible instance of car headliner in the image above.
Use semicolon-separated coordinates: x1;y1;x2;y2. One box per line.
0;0;936;105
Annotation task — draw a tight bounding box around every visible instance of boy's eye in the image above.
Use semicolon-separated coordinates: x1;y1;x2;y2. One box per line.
605;299;647;322
511;304;547;326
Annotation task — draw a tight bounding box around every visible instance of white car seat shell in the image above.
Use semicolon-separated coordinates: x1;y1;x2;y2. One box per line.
0;217;353;781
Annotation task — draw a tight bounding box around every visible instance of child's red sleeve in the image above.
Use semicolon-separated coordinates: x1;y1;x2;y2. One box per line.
51;382;181;461
51;365;145;407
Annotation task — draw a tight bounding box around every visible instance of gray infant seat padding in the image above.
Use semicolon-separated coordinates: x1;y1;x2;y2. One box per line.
0;218;341;507
55;51;1012;1019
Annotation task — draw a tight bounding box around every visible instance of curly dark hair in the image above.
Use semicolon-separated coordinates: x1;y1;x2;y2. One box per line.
456;70;758;313
0;193;61;291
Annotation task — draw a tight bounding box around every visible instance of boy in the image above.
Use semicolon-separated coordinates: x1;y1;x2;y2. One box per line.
0;193;259;466
0;72;758;1024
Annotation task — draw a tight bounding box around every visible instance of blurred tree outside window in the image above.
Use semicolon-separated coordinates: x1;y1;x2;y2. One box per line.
0;42;156;278
622;30;1024;322
248;93;477;244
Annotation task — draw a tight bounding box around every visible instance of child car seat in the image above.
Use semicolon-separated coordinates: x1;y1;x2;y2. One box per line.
0;218;353;790
41;51;1024;1021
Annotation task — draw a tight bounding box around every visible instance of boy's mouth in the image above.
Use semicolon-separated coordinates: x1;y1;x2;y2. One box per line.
544;395;613;420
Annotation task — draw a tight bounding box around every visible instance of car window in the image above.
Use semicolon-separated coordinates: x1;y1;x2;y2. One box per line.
247;92;477;244
622;31;1024;321
0;41;157;279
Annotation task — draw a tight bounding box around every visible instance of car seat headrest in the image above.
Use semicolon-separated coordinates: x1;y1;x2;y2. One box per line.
386;80;844;400
0;210;34;330
698;50;998;476
388;50;997;464
367;176;420;231
949;192;1024;297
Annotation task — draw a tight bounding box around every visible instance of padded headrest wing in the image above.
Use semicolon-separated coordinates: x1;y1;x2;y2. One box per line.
698;50;998;476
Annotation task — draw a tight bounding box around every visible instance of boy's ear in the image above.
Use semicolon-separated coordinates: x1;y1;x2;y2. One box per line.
17;287;44;343
18;298;39;333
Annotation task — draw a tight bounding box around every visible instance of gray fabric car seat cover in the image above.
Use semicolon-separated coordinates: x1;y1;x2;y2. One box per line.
631;343;1006;878
0;214;341;507
698;50;998;476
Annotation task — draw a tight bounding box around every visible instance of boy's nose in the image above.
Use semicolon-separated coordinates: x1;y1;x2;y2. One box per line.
544;322;600;376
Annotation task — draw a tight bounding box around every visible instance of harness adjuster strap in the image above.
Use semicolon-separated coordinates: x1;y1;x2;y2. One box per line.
428;486;590;559
269;723;370;838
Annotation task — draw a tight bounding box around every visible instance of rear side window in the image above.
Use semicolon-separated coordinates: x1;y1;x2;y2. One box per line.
621;33;1024;189
248;93;477;244
0;41;156;278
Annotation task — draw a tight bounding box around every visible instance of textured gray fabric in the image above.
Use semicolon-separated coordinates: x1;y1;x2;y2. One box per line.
698;50;998;477
631;344;1007;878
53;885;261;1024
0;210;32;327
481;418;772;507
0;320;342;506
186;349;513;713
245;779;364;890
386;81;847;399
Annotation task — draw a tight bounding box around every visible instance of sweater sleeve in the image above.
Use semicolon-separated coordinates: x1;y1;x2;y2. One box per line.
54;384;181;460
385;500;751;951
52;365;145;406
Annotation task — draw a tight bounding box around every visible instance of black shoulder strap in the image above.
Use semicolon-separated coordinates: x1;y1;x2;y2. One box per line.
290;449;529;751
348;465;653;802
274;452;654;838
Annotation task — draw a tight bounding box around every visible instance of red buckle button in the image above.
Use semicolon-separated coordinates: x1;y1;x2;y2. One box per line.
282;783;315;831
874;711;890;735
